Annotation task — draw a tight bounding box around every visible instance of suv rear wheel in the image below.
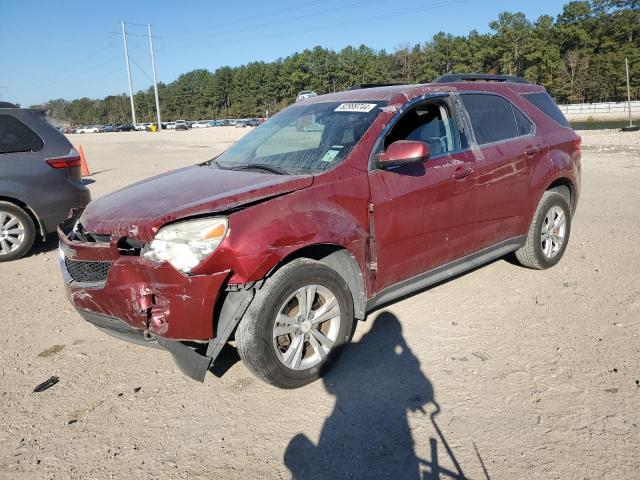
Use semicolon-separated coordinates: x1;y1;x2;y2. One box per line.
515;191;571;269
0;202;36;262
235;258;354;389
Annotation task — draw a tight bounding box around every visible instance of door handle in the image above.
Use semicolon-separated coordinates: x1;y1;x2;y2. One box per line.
525;146;541;158
453;165;473;180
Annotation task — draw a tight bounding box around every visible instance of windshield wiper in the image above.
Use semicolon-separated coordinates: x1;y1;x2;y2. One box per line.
227;163;287;175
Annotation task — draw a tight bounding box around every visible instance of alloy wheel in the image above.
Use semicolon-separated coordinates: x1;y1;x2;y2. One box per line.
540;205;566;259
272;284;342;370
0;211;26;256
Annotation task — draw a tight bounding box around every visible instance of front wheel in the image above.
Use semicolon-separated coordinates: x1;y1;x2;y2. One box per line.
515;191;572;269
235;258;354;389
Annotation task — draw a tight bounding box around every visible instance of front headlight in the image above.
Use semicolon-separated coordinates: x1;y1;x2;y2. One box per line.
142;217;228;273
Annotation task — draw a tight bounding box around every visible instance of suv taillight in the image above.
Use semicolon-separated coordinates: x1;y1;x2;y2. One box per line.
45;148;81;169
574;136;582;157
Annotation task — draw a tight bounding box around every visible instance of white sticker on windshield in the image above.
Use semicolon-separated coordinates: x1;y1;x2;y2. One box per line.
320;149;340;163
334;103;377;113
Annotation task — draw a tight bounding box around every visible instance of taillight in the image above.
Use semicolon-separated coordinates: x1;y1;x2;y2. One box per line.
574;136;582;157
45;148;81;169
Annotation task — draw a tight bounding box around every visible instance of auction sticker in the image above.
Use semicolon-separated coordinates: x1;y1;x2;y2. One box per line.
334;103;377;113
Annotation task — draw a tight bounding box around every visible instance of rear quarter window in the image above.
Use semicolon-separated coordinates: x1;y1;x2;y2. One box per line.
0;114;44;154
521;92;570;128
513;106;534;136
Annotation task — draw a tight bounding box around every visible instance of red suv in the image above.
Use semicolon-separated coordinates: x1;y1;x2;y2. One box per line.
59;74;581;388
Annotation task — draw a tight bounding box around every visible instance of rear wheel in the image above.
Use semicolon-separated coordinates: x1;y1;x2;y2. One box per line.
515;191;571;269
235;258;354;389
0;202;36;262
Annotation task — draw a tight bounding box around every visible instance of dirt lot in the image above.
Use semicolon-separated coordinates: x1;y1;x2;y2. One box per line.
1;127;639;479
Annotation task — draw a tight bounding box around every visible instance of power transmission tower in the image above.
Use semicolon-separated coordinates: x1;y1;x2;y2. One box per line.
121;19;137;127
148;24;162;129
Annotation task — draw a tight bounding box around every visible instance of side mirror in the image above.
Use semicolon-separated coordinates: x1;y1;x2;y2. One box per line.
374;140;430;168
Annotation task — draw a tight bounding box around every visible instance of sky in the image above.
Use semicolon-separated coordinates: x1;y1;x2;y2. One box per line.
2;0;569;107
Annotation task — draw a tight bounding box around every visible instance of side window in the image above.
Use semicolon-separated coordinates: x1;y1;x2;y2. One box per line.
461;94;520;145
512;106;534;136
0;114;44;154
383;101;460;158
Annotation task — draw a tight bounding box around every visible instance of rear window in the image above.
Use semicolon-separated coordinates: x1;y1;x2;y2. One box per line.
521;92;570;127
0;114;44;154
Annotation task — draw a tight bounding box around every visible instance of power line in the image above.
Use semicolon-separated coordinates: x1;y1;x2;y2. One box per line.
19;43;117;92
168;0;395;50
129;56;155;84
173;0;472;53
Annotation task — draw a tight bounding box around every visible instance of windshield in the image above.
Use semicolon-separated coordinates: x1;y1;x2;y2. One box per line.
214;101;385;175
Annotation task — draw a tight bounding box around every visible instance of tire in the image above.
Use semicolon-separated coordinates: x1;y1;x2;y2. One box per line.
0;201;36;262
236;258;355;389
515;191;571;269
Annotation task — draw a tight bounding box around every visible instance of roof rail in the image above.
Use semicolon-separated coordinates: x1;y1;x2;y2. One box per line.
434;73;529;84
0;101;19;108
346;83;403;91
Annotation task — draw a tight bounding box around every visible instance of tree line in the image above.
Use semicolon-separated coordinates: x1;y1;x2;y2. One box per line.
36;0;638;125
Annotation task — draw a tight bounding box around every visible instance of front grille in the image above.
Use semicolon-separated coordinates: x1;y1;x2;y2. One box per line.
64;257;111;283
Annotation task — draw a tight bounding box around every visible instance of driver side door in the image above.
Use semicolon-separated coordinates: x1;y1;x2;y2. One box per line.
367;97;478;294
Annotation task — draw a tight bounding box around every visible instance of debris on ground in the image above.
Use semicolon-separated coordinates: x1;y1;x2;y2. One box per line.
33;376;59;393
38;345;65;358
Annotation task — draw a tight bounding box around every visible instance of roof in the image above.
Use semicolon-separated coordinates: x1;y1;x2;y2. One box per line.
299;81;544;106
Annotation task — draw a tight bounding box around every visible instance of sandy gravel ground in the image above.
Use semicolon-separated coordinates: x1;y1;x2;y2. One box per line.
0;127;639;479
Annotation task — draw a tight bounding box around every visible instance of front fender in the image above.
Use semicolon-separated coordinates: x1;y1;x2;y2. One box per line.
196;167;371;289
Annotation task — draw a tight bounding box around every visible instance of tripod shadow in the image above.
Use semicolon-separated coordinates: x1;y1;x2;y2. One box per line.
284;312;471;480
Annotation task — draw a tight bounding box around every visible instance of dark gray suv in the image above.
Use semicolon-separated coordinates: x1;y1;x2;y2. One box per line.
0;102;91;261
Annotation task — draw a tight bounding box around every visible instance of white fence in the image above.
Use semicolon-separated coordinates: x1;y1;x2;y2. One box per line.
558;101;639;114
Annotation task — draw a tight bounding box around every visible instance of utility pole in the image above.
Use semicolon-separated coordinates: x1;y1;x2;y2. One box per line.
121;19;137;127
148;24;162;130
625;58;632;128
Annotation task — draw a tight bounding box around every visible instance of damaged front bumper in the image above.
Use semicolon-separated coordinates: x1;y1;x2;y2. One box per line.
75;309;213;381
58;221;252;382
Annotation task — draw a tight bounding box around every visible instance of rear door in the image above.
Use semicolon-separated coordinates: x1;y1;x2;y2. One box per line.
367;96;478;293
461;93;543;248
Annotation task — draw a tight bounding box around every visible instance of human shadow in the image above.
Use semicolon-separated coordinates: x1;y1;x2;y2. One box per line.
284;312;470;480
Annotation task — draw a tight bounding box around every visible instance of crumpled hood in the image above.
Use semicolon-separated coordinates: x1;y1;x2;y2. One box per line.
79;164;313;241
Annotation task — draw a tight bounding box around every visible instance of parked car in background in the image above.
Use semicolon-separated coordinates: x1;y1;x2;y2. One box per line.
0;102;91;261
103;124;116;133
165;122;177;130
213;120;229;126
63;126;77;134
175;120;189;131
58;75;580;387
296;90;318;102
235;120;248;128
192;121;210;129
76;125;100;134
246;119;260;127
134;123;151;131
115;124;134;132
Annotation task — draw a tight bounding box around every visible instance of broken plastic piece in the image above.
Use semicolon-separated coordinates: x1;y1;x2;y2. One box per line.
33;376;59;393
